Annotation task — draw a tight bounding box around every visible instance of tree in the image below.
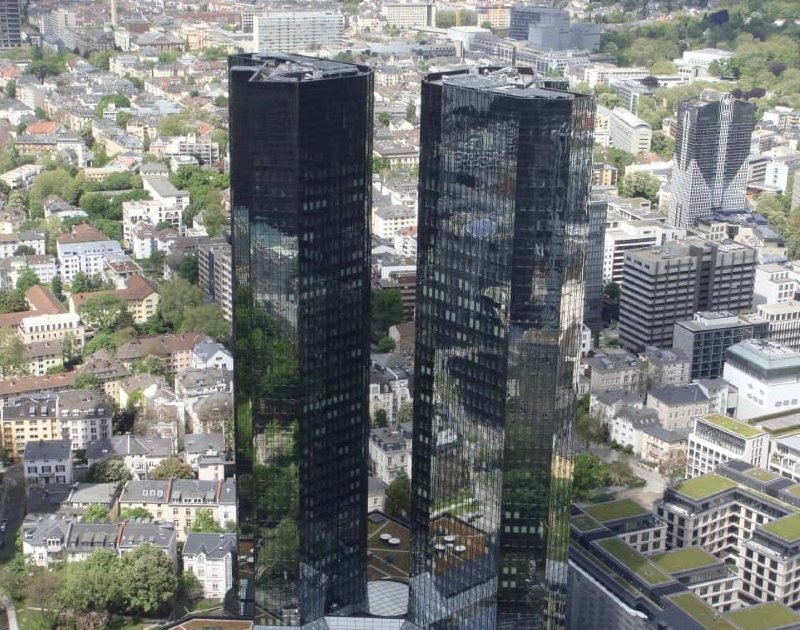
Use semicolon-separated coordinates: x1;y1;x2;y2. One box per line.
158;276;204;329
577;413;605;449
178;253;199;283
5;80;14;98
69;272;109;294
118;543;177;615
116;111;133;127
179;303;230;343
178;571;204;603
377;112;391;127
89;50;112;71
14;244;36;256
82;331;117;357
25;567;64;630
376;336;396;353
405;101;417;124
0;327;28;376
157;114;189;137
88;456;132;484
385;472;410;518
16;267;40;291
372;288;404;332
95;94;131;118
0;289;27;313
120;506;154;520
132;355;168;378
650;132;675;159
149;455;194;480
187;508;222;533
650;59;677;74
572;453;610;500
619;172;662;204
29;169;75;218
50;275;64;302
374;409;388;427
84;503;107;523
397;401;413;424
604;282;621;302
79;294;128;331
60;549;121;613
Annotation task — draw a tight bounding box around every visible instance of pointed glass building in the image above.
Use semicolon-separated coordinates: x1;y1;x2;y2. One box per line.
229;53;373;625
408;67;594;629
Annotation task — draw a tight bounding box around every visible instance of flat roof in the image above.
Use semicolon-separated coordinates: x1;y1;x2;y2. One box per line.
596;537;674;586
725;603;800;630
744;467;780;483
582;499;648;523
702;414;765;439
666;593;737;630
571;514;603;532
675;474;738;500
651;547;720;574
761;513;800;543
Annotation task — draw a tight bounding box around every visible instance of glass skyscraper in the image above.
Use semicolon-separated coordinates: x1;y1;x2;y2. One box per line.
668;90;754;230
229;53;373;625
409;68;594;629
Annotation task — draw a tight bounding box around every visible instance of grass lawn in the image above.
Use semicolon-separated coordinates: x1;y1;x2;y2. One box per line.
744;468;779;483
582;499;647;523
651;547;719;574
725;603;800;630
596;538;673;586
703;414;763;438
666;593;736;630
367;515;411;581
675;474;737;500
762;513;800;542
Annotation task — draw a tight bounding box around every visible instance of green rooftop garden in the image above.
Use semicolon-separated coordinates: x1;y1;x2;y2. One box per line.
725;603;800;630
651;547;719;574
582;499;648;523
703;414;764;438
784;484;800;499
761;513;800;543
675;474;737;500
745;468;780;483
571;514;602;532
596;538;673;586
667;593;736;630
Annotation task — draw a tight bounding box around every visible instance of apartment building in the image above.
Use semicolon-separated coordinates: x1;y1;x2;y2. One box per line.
646;384;711;431
23;438;72;486
56;224;125;283
656;460;800;610
182;533;236;599
141;174;189;211
602;217;684;284
2;392;60;456
197;242;232;322
118;478;236;540
122;200;182;245
369;424;412;485
619;240;757;351
687;414;769;478
373;205;417;239
382;3;435;28
56;388;113;451
115;333;208;374
86;434;172;480
585;349;645;393
753;263;796;307
643;346;691;387
723;339;800;419
69;275;160;325
673;311;770;380
253;10;343;53
609;107;652;154
758;302;800;351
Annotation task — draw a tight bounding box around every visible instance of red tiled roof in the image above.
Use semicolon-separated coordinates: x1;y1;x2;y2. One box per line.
57;224;112;244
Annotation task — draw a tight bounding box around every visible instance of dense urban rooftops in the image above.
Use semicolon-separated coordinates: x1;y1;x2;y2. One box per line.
674;474;738;500
651;547;719;574
582;499;648;523
596;537;674;586
702;414;765;439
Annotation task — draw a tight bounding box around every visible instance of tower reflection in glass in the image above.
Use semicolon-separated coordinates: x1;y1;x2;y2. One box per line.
409;68;594;630
229;53;373;625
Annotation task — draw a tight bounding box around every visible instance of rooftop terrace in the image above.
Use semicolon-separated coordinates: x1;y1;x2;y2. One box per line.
596;537;673;587
582;499;648;523
703;413;764;439
651;547;719;574
675;474;738;500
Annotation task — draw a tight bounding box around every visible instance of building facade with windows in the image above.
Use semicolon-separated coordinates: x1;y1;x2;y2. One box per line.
410;67;593;628
230;54;373;623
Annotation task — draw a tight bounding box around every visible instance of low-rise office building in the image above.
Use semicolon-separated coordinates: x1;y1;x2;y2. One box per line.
687;413;769;478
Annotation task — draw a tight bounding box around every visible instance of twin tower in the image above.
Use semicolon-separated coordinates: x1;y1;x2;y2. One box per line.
229;53;595;630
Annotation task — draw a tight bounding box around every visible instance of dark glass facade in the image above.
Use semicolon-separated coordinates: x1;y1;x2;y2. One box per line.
409;68;594;629
584;192;608;332
229;53;373;625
